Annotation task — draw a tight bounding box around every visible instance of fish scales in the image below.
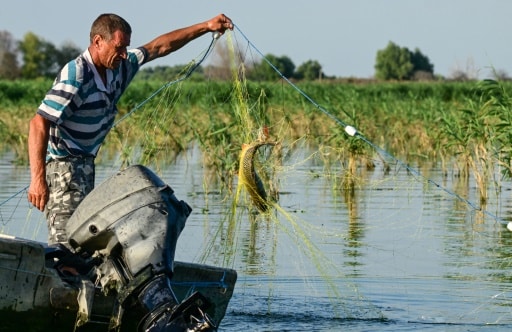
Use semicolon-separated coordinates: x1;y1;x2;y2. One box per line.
239;142;277;212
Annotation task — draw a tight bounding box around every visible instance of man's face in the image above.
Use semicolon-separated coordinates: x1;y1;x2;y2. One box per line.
98;30;130;70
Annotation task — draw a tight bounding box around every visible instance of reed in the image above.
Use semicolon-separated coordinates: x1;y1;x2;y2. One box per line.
1;79;512;190
440;79;511;203
4;77;512;317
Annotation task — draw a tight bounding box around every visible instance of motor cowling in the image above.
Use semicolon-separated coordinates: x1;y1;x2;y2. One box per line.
64;165;217;331
66;165;191;279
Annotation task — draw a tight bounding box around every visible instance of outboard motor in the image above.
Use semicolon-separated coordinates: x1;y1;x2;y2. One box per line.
65;165;216;331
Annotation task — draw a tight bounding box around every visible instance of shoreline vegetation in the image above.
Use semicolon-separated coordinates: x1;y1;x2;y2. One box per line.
1;78;511;203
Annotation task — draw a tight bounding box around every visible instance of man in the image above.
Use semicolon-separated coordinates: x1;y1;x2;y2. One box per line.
27;13;233;246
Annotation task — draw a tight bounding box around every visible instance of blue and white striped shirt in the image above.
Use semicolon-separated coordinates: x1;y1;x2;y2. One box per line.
37;47;147;159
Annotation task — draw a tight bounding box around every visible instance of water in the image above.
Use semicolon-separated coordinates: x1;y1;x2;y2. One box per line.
1;147;512;331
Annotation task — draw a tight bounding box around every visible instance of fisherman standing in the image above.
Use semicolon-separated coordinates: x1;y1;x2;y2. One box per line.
27;13;233;247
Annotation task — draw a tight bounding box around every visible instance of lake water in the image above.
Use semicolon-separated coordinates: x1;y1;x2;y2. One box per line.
1;146;512;331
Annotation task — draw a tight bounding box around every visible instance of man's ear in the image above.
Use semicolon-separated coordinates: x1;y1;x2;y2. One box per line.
92;34;103;49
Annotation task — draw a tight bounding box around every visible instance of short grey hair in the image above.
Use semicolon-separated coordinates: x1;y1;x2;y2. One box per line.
90;13;132;43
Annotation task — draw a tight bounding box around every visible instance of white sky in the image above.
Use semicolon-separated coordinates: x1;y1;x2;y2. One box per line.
1;0;510;78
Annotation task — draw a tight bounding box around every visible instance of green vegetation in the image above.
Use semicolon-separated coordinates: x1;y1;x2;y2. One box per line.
1;78;511;204
2;31;81;79
375;41;434;80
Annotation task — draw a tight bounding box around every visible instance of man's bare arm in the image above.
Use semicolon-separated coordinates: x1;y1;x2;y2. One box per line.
28;114;50;211
142;13;233;63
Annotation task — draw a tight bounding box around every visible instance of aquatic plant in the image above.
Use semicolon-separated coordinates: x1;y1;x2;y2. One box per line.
440;79;512;204
1;78;512;193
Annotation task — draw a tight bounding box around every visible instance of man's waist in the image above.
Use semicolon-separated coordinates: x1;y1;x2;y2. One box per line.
47;154;95;163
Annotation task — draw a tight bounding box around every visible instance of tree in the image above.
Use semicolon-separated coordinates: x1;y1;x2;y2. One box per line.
0;30;20;79
410;48;434;74
136;65;204;81
18;32;80;78
205;40;239;80
375;41;413;80
448;57;478;81
295;60;324;80
375;42;434;81
19;32;53;78
492;69;511;81
55;41;82;70
248;54;295;81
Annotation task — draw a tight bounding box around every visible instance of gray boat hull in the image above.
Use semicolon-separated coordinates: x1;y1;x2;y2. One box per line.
0;165;236;331
0;238;236;331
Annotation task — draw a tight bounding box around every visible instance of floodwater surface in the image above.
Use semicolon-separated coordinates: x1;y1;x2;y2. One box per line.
1;146;512;331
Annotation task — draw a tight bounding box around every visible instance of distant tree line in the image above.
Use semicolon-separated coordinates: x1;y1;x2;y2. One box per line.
374;41;435;81
0;30;508;82
0;29;329;82
0;31;82;79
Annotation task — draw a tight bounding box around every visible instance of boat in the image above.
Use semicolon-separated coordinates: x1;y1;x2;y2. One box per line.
0;165;237;331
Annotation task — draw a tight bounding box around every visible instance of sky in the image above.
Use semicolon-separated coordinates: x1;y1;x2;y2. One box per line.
1;0;510;79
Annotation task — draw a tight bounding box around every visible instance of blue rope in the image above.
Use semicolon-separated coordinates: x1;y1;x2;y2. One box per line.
234;24;349;129
2;26;507;229
0;35;218;210
114;35;218;127
0;185;28;208
233;23;507;227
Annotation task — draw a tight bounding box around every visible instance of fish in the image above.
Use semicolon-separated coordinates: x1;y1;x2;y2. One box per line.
238;141;277;212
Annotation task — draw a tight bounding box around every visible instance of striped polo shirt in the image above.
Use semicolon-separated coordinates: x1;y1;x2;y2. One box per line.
37;47;147;160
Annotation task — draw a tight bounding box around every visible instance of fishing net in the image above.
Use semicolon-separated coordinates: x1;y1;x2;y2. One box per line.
1;27;512;331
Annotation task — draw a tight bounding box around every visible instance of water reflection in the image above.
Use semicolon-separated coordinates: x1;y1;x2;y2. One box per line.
1;147;512;330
